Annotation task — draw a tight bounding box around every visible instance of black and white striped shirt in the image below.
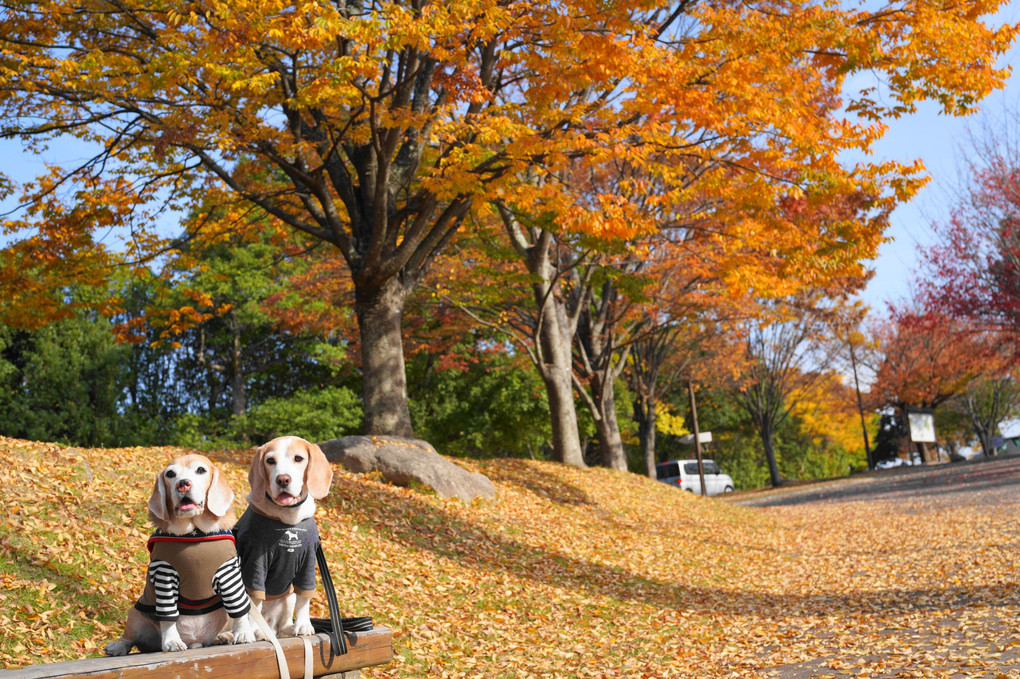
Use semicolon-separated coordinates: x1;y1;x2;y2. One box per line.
135;530;251;621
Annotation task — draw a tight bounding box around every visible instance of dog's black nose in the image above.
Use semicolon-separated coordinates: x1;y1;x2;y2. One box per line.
277;474;291;488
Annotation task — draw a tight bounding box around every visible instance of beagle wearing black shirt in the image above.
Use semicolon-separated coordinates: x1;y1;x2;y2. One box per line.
235;436;333;637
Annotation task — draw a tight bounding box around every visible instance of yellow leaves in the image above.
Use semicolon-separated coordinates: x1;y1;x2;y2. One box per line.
789;371;876;457
227;71;281;95
655;406;690;438
3;437;1020;676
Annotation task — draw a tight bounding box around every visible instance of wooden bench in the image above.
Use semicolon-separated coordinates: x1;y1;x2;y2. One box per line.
1;627;393;679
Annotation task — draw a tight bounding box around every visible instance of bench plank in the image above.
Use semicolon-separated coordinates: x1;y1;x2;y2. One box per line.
2;627;393;679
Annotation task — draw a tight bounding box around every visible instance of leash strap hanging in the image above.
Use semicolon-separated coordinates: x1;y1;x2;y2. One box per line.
247;605;291;679
315;540;347;655
301;636;314;679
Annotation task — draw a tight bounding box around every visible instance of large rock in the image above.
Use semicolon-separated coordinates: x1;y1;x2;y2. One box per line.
318;436;496;502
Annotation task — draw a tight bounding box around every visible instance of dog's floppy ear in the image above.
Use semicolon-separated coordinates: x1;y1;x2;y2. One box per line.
248;444;270;503
147;468;171;523
205;464;235;517
305;442;333;500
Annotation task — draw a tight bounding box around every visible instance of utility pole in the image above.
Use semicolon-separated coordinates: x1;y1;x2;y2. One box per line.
848;334;873;469
688;381;707;496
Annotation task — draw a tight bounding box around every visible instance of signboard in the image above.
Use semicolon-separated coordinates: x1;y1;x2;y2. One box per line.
679;432;712;445
907;409;936;443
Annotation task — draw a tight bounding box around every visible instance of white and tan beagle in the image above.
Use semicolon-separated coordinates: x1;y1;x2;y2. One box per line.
105;454;255;655
235;436;333;638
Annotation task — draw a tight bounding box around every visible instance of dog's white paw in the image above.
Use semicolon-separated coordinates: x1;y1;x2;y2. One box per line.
233;629;256;644
291;621;315;637
232;618;256;645
104;640;131;656
160;622;188;652
162;638;188;652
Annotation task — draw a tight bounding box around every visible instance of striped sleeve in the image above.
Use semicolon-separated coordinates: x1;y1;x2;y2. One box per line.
213;556;251;619
147;560;180;621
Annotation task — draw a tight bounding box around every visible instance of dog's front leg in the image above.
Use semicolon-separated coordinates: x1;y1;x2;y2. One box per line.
275;593;298;636
106;607;158;655
288;594;314;637
232;613;256;644
159;620;188;652
104;638;133;656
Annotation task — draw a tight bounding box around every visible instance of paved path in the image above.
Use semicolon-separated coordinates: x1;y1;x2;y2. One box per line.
730;455;1020;509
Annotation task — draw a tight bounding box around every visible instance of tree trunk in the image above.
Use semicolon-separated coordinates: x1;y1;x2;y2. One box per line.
229;320;245;417
534;296;586;468
978;431;995;457
354;277;415;437
634;394;657;478
592;373;628;471
760;425;784;487
497;205;587;467
628;332;673;480
963;392;1000;457
521;225;586;468
542;363;585;467
574;277;631;472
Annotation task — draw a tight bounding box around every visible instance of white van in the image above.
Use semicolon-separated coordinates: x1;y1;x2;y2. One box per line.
655;459;735;495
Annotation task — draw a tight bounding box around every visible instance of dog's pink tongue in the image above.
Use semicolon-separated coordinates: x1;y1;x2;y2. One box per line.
277;493;298;505
179;499;200;511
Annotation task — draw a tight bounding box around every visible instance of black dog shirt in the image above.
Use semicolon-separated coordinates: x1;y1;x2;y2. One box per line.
234;507;318;602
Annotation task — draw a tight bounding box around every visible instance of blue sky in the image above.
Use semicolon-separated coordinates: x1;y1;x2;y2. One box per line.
857;18;1020;313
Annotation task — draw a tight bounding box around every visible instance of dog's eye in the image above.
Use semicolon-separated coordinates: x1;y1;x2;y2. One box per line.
165;469;176;479
294;455;304;463
196;466;207;475
266;457;276;466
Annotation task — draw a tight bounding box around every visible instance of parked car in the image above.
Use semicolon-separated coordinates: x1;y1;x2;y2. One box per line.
655;459;735;495
874;458;909;469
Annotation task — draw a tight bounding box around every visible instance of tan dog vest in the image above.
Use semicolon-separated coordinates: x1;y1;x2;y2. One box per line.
134;530;250;621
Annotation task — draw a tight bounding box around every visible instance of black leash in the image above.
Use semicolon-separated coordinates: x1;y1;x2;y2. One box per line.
311;541;373;655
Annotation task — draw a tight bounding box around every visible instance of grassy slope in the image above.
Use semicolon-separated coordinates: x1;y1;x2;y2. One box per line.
2;437;1019;678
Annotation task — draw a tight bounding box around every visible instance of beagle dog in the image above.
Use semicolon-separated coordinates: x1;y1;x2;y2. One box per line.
235;436;333;638
105;454;255;655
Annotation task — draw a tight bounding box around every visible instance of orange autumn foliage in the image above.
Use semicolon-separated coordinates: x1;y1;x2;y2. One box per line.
0;0;1013;324
0;0;1015;438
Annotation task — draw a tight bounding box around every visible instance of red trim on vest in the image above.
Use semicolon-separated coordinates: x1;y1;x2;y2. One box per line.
146;530;236;553
178;594;220;610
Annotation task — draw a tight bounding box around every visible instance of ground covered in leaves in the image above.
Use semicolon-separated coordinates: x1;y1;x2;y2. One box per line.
1;436;1018;677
